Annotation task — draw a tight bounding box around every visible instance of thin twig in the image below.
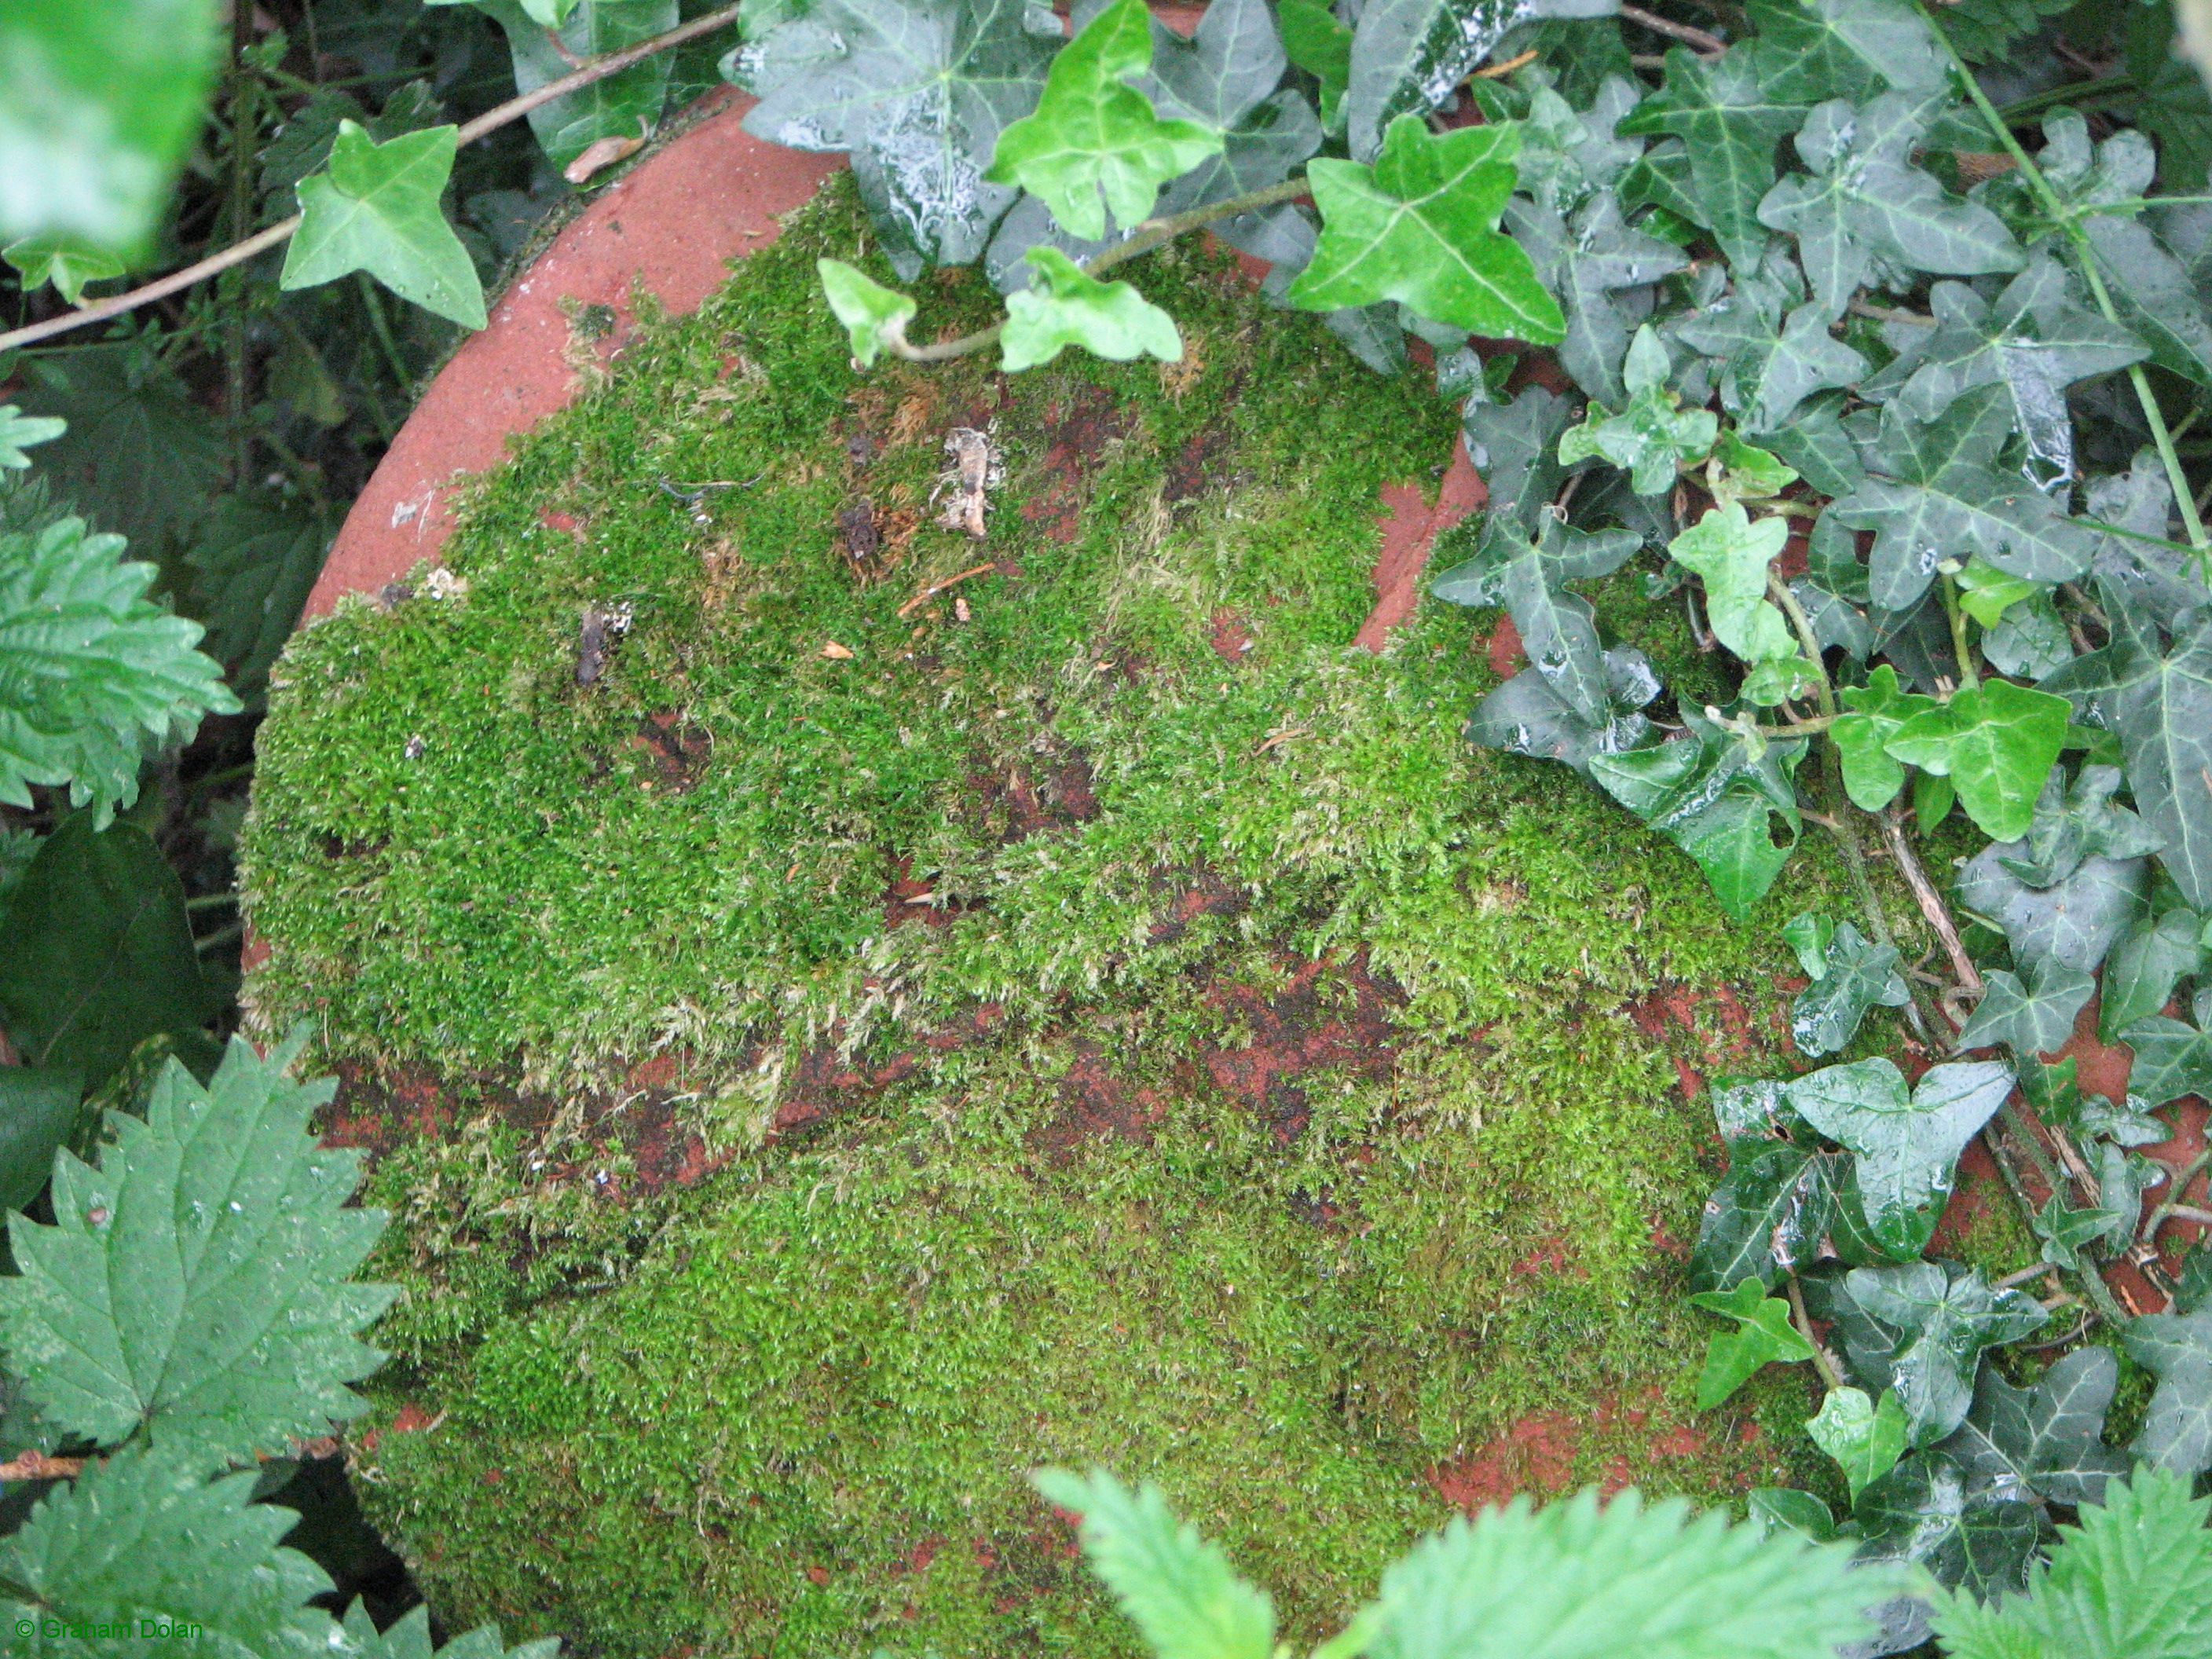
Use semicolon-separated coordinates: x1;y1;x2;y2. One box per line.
1787;1273;1845;1391
896;560;997;618
2141;1148;2212;1243
1880;808;1982;994
1620;3;1730;52
1475;49;1540;78
0;1451;85;1481
0;2;747;357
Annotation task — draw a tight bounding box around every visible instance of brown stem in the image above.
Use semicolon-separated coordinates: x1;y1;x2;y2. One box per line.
1787;1273;1845;1391
1619;3;1730;52
1880;808;1982;994
0;2;747;356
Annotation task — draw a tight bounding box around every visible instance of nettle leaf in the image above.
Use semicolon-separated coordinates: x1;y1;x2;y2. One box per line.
1855;1452;2042;1600
1342;0;1619;162
1506;191;1689;405
818;258;917;367
1956;842;2146;975
0;1034;395;1472
0;515;240;822
2;233;126;306
339;1599;562;1659
1952;958;2093;1057
1792;921;1910;1057
0;1065;81;1214
1830;387;2094;613
280;121;486;329
1352;1485;1893;1659
1434;515;1641;723
0;1445;335;1649
1688;1276;1815;1407
1666;503;1798;664
1786;1059;2012;1258
0;405;67;471
1463;645;1661;775
437;0;676;174
1881;678;2070;842
1001;246;1181;369
1839;1262;2049;1446
0;0;223;258
2100;903;2203;1041
2125;1302;2212;1477
1558;328;1716;494
2118;1004;2212;1108
987;0;1222;242
1741;0;1946;103
1998;763;2163;890
1808;1386;1908;1500
1618;48;1807;266
1936;1345;2127;1508
1289;116;1563;342
734;0;1051;276
1588;711;1804;921
1035;1468;1276;1659
1932;1467;2212;1659
1690;1136;1834;1292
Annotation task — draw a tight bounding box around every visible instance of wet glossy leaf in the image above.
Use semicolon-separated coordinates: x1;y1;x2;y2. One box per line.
1839;1262;2049;1446
734;0;1051;275
818;258;917;367
1689;1276;1815;1407
1749;1486;1844;1542
1463;647;1661;775
2125;1302;2212;1477
281;122;486;329
1854;1452;2041;1598
1935;1346;2127;1507
1619;49;1808;266
2117;1005;2212;1108
1712;1075;1800;1141
1463;386;1572;533
987;0;1223;241
1955;842;2146;973
0;1033;394;1472
2032;1192;2114;1271
0;1064;80;1214
1289;116;1563;341
441;0;676;174
1809;1386;1908;1500
1952;958;2093;1057
2100;903;2203;1041
1432;515;1640;723
1690;1136;1833;1292
1829;665;1930;812
1000;246;1181;369
1342;0;1617;161
1999;764;2163;891
1793;920;1911;1057
1741;0;1945;102
2086;213;2212;390
1505;191;1689;405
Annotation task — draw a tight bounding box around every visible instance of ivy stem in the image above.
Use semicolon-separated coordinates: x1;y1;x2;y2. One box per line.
1939;573;1979;690
1995;1102;2133;1326
2139;1148;2212;1244
1619;3;1729;53
1878;806;1982;994
1787;1272;1845;1391
1926;12;2212;567
886;175;1317;364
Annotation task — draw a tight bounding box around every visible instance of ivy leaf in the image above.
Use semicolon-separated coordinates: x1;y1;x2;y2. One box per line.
2117;1004;2212;1108
1998;763;2163;890
0;515;240;822
2084;214;2212;391
818;258;917;367
1936;1345;2127;1507
0;1033;395;1473
2122;1302;2212;1477
280;122;486;329
0;0;223;258
1288;116;1564;342
1786;1060;2012;1259
1690;1137;1835;1292
1688;1276;1815;1407
2100;903;2203;1041
1506;192;1690;405
1619;49;1809;266
0;1445;336;1648
1433;515;1642;722
1837;1262;2049;1446
1930;0;2074;61
1855;1452;2042;1599
437;0;675;174
1279;0;1351;129
0;406;67;471
1931;1467;2212;1659
2082;454;2200;639
734;0;1051;276
1955;842;2146;975
1463;386;1572;534
1882;679;2071;843
1558;327;1716;494
987;0;1223;242
2;234;125;306
1741;0;1946;103
1793;921;1911;1057
1729;302;1870;439
1808;1386;1909;1500
1463;646;1661;775
1001;246;1181;369
1708;431;1800;505
1951;958;2093;1057
1588;711;1805;921
1665;503;1799;663
1342;0;1618;162
1830;387;2095;613
1829;665;1929;812
2033;1192;2116;1272
1034;1468;1276;1659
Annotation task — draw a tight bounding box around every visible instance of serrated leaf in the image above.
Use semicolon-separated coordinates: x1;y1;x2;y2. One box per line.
0;0;223;258
1882;678;2071;842
1931;1465;2212;1659
1342;0;1617;162
818;258;917;367
1951;958;2093;1056
183;496;337;707
1349;1485;1895;1659
1035;1468;1276;1659
0;1034;395;1470
0;1444;336;1648
0;406;67;471
437;0;676;174
1855;1452;2042;1599
1289;116;1563;342
1956;842;2146;974
1786;1060;2012;1259
1809;1386;1908;1500
1837;1262;2049;1446
16;342;226;552
1463;646;1661;775
1793;921;1912;1057
280;122;486;329
339;1599;565;1659
1930;0;2073;61
1689;1276;1815;1407
1691;1136;1834;1292
2;235;125;307
1666;503;1798;662
1001;246;1181;370
734;0;1051;275
1935;1346;2128;1507
0;518;240;822
1619;49;1808;266
1741;0;1945;103
987;0;1222;241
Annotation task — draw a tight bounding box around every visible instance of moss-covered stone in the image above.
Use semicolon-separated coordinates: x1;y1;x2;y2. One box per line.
243;177;1903;1657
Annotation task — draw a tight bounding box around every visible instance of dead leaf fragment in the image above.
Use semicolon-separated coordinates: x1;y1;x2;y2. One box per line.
820;640;855;660
564;134;645;184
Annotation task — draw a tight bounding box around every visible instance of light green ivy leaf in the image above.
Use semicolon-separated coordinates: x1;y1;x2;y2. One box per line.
1665;502;1799;663
1881;678;2071;843
1808;1386;1908;1500
818;258;917;367
280;121;486;329
2;234;126;306
1688;1276;1815;1408
1001;246;1181;371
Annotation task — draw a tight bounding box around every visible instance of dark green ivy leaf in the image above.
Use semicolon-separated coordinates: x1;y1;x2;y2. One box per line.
1691;1135;1834;1292
2084;215;2212;391
1951;958;2093;1057
2100;902;2203;1042
2118;998;2212;1108
1855;1452;2042;1599
1688;1276;1815;1407
1463;646;1662;774
1788;1060;2013;1259
1998;764;2163;891
1430;515;1642;723
1741;0;1945;103
1954;842;2146;974
1809;1385;1909;1500
1342;0;1617;161
1935;1345;2128;1507
1837;1262;2049;1446
2122;1301;2212;1477
1792;919;1911;1057
1506;190;1688;405
441;0;676;174
1463;386;1572;534
1619;48;1808;266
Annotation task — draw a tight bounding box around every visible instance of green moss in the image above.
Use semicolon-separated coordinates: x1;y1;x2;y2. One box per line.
246;177;1855;1656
